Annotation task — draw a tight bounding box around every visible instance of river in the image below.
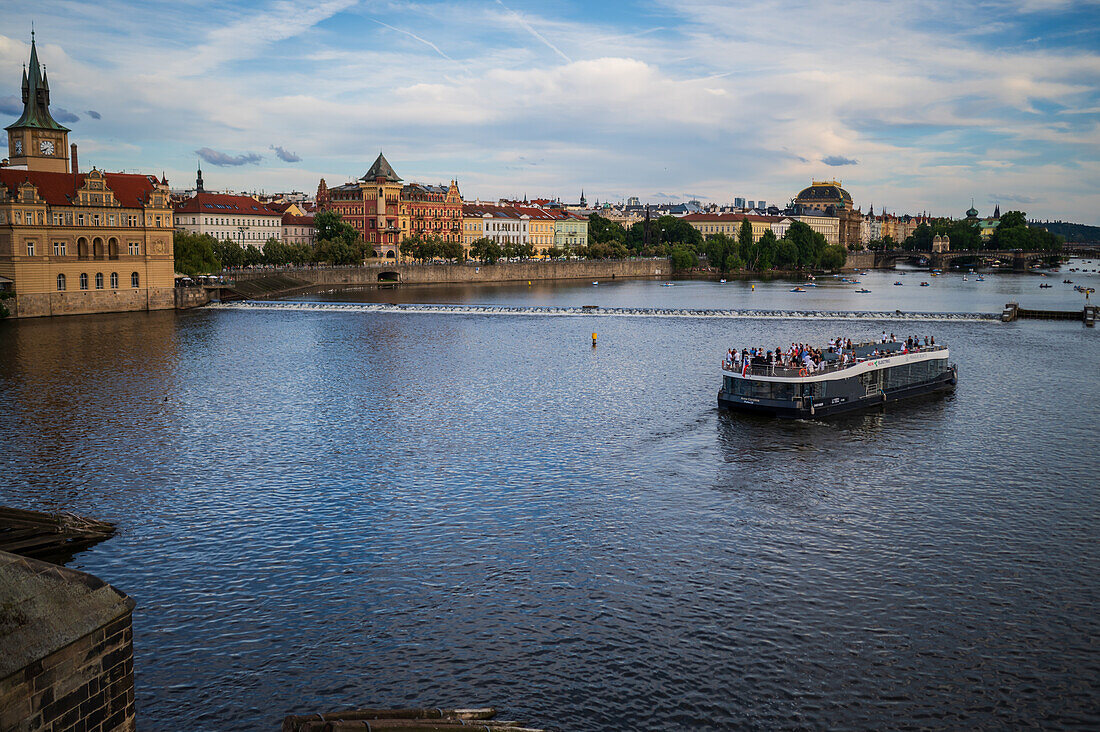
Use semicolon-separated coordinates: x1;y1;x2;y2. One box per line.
1;259;1098;729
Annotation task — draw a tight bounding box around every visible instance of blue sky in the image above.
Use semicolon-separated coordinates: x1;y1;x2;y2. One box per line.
2;0;1099;223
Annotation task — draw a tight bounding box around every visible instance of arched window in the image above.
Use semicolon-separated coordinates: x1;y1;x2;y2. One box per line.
77;237;89;259
57;273;66;291
108;238;119;259
95;272;104;289
93;237;104;259
110;272;119;289
131;272;140;288
79;273;88;290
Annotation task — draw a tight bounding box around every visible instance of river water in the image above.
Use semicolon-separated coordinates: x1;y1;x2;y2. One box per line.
2;261;1098;730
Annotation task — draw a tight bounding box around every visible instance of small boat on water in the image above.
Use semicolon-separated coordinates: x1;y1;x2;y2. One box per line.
719;340;957;419
856;288;872;293
962;276;968;281
790;287;807;292
592;281;599;285
920;282;930;286
976;275;985;281
661;282;675;287
719;279;727;283
894;281;903;286
1040;283;1052;288
1064;279;1073;283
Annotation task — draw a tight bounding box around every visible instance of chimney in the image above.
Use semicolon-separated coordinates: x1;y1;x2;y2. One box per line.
70;143;78;174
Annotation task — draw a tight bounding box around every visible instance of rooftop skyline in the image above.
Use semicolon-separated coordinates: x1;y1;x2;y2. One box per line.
2;0;1098;224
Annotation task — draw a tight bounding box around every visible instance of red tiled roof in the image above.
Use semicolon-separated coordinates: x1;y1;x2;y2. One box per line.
174;192;280;216
282;213;314;226
0;169;162;208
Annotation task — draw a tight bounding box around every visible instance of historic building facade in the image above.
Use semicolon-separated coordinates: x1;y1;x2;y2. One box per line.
682;213;780;242
325;153;462;259
173;192;282;248
0;36;175;318
792;180;863;248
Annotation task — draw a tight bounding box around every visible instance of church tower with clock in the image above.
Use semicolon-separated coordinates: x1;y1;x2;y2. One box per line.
5;31;70;173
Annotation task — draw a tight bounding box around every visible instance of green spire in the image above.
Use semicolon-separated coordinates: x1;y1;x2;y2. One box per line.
5;33;70;132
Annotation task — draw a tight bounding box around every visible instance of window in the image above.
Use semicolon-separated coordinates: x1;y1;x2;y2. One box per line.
57;273;66;291
77;213;85;226
110;272;119;289
95;272;104;289
108;214;116;226
79;273;88;290
131;272;140;288
53;241;67;256
92;214;101;226
26;240;35;256
129;242;140;255
128;215;138;227
155;215;162;227
53;212;63;226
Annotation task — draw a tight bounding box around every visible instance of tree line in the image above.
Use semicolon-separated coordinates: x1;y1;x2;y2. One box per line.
587;213;847;272
876;210;1064;253
172;211;372;276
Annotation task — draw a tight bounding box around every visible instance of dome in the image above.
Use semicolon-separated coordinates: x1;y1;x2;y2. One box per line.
794;181;853;209
966;206;978;218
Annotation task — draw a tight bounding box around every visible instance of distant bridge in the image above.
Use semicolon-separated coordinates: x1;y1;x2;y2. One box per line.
873;246;1094;270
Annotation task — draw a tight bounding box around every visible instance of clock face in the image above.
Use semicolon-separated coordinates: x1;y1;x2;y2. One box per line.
40;140;55;156
13;139;22;155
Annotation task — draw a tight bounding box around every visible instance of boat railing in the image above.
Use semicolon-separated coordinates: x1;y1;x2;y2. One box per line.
722;345;948;377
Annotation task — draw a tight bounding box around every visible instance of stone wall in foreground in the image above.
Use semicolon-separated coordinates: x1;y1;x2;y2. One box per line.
0;552;136;732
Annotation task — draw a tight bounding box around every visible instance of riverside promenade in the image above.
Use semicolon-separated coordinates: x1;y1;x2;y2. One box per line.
211;258;670;300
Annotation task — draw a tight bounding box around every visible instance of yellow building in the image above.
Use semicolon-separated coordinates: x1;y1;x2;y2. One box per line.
0;35;175;318
516;206;556;255
682;213;779;242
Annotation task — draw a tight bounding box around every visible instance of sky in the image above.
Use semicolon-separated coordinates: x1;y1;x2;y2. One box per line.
2;0;1099;223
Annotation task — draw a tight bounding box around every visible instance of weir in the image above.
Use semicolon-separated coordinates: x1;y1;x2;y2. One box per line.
206;300;1001;322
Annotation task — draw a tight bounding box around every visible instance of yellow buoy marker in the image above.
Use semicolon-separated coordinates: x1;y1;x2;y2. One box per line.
751;284;755;291
592;332;597;346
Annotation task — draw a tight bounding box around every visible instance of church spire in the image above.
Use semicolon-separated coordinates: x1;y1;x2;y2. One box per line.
6;31;69;133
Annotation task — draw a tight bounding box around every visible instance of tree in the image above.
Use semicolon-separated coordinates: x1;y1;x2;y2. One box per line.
173;231;220;276
213;239;244;269
998;210;1027;230
670;247;697;271
657;215;703;251
903;223;935;252
737;219;754;257
588;213;626;247
469;237;502;264
820;244;847;270
783;221;827;269
947;222;980;251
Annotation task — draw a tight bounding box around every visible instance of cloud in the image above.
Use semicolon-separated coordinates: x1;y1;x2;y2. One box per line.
0;95;22;115
989;192;1039;203
270;145;301;163
53;107;80;123
85;110;101;119
822;155;859;166
196;147;263;166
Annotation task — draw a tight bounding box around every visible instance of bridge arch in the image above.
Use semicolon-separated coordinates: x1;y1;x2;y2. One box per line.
378;271;400;282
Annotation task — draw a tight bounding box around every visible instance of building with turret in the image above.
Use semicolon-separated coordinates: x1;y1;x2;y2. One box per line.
792;180;863;248
0;33;175;317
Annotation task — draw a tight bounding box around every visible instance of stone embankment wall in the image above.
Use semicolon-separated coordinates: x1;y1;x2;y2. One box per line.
845;250;875;270
0;551;136;732
174;286;212;309
229;258;670;289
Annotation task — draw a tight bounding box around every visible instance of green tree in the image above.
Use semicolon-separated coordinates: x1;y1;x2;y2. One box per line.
469;237;502;264
737;219;754;258
904;223;935;252
783;221;827;269
704;233;736;272
588;213;626;247
657;215;703;251
670;246;697;271
172;231;221;276
947;221;980;251
998;210;1027;230
212;239;244;269
820;244;847;270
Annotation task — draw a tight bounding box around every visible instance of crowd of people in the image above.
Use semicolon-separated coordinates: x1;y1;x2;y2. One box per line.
722;332;939;375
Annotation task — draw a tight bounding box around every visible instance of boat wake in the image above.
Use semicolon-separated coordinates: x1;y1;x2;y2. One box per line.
207;301;1000;322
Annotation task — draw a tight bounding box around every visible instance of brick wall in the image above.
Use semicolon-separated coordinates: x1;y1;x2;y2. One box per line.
0;553;137;732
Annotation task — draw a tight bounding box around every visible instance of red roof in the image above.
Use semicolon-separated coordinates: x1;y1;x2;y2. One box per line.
282;213;314;226
681;213;780;223
0;169;162;208
174;192;280;216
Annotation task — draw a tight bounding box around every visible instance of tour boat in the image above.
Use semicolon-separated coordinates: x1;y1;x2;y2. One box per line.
719;341;957;419
790;286;807;292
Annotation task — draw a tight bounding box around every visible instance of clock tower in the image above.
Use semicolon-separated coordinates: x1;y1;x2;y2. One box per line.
5;32;70;173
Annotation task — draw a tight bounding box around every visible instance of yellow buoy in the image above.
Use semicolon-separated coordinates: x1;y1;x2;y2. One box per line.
592;332;597;346
528;281;531;285
751;284;755;291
